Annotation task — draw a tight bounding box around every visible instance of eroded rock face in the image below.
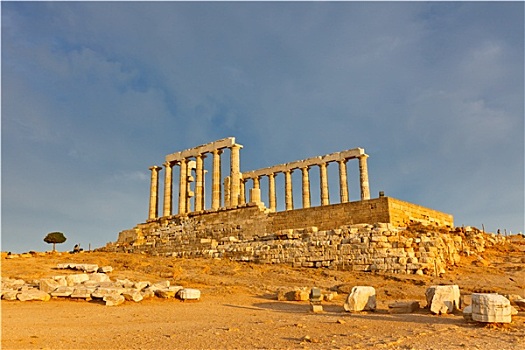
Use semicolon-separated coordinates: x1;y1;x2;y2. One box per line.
344;286;376;312
471;293;513;323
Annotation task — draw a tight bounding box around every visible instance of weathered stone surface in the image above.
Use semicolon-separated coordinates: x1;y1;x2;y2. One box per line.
149;281;170;291
123;290;144;302
39;278;62;293
388;301;420;314
17;289;50;301
155;289;176;298
514;299;525;312
177;288;201;300
66;274;90;286
70;287;93;299
463;305;473;321
50;286;75;297
104;294;125;306
92;287;125;299
97;266;113;273
116;279;135;288
426;285;460;314
89;273;111;283
2;290;19;300
471;293;512;323
344;286;376;312
134;281;150;290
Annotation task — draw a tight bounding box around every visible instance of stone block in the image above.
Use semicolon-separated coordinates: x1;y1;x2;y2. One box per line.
514;299;525;312
123;290;144;302
70;287;92;299
177;288;201;300
425;285;460;314
97;266;113;273
17;289;50;302
104;294;125;306
89;273;111;283
471;293;512;323
51;286;75;297
39;278;62;293
344;286;376;312
2;290;19;300
66;274;90;286
388;301;420;314
134;281;150;290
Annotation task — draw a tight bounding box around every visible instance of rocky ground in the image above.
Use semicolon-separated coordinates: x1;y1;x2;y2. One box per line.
2;234;524;350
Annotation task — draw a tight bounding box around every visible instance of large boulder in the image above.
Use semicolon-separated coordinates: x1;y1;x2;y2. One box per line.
344;286;376;312
425;285;460;314
471;293;513;323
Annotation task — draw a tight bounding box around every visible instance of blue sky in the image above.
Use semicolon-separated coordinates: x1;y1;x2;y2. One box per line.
2;2;523;253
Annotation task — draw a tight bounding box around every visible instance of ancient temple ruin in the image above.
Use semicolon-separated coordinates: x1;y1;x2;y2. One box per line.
104;137;455;270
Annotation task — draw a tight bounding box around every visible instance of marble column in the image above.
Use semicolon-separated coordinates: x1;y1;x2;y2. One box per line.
163;161;173;217
268;173;276;212
178;158;187;214
301;166;311;209
211;149;222;210
320;162;330;206
359;154;371;200
338;159;349;203
224;176;231;207
285;169;294;211
148;166;162;220
239;178;246;205
229;144;242;207
195;153;205;212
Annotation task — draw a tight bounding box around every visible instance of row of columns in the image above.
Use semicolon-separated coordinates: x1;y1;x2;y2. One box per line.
148;144;242;220
242;154;370;212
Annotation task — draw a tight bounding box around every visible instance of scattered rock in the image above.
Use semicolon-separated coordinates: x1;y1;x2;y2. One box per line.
425;285;460;314
103;293;125;306
388;301;420;314
344;286;376;312
17;289;50;302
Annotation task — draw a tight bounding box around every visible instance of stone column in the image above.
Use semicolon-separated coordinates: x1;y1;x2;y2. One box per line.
178;158;187;214
301;166;311;209
148;166;162;220
229;144;242;207
338;159;349;203
239;178;246;205
163;161;173;217
285;169;294;211
211;149;222;210
224;176;231;206
319;162;330;206
359;154;371;200
195;153;205;212
268;173;276;212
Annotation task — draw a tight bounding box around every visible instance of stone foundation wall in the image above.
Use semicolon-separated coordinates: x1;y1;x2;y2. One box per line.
101;222;505;275
102;196;456;274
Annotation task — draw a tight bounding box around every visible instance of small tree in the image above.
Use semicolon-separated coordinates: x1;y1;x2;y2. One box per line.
44;232;67;251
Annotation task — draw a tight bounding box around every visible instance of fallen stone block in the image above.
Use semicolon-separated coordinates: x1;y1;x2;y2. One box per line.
344;286;376;312
97;266;113;273
2;290;19;300
425;285;460;314
89;273;111;283
388;301;420;314
471;293;512;323
463;305;473;321
39;278;62;294
17;289;51;302
91;287;125;299
70;287;93;299
177;288;201;301
514;299;525;312
149;281;170;291
123;290;144;302
141;289;155;299
116;279;135;288
134;281;150;290
66;274;90;286
104;294;125;306
50;286;75;297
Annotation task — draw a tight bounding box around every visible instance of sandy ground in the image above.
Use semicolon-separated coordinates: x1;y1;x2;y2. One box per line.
2;240;524;350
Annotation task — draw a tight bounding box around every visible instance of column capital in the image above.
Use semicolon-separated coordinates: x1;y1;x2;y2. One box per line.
149;165;162;171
